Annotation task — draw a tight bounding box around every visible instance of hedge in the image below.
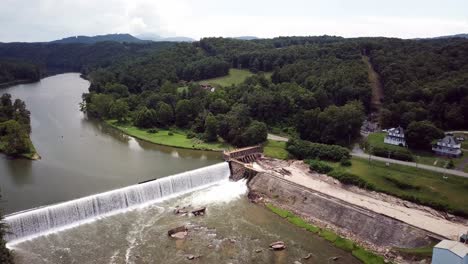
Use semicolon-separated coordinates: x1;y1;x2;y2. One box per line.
286;138;350;162
371;146;414;161
306;159;333;174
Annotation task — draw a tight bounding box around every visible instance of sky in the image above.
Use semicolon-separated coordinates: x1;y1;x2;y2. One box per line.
0;0;467;42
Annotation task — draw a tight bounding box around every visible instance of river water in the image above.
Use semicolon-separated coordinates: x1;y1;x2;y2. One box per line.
2;73;360;263
0;73;220;214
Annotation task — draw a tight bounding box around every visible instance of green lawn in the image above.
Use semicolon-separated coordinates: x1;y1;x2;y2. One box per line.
200;69;271;87
107;120;232;151
263;140;288;160
334;157;468;216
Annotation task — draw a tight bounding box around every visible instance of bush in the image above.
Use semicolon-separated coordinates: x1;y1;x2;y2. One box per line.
329;170;375;190
186;131;196;139
286;138;350;162
383;176;420;190
340;158;352;167
371;146;414;161
306;159;333;174
168;132;174;136
147;128;158;134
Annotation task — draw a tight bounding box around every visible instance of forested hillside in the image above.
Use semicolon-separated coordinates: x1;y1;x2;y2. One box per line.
0;61;41;85
1;36;467;147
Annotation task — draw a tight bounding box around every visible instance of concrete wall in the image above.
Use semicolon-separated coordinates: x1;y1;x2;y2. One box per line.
248;172;436;248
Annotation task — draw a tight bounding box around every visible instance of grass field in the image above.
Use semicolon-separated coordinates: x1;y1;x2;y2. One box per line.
263;140;288;160
200;69;272;87
366;132;405;152
107;120;231;151
332;157;468;216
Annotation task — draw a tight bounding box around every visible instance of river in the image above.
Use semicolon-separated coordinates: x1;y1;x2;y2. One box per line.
0;73;220;214
2;73;360;263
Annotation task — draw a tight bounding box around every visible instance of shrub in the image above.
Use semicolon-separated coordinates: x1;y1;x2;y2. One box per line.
286;138;350;162
340;158;352;167
186;131;196;139
328;170;375;190
306;159;333;174
371;146;414;161
147;128;158;134
168;132;174;136
383;176;420;190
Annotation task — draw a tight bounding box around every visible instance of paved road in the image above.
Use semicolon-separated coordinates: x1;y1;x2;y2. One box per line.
351;152;468;178
267;133;289;142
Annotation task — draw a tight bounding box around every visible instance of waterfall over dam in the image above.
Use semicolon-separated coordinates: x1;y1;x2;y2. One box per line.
5;162;230;243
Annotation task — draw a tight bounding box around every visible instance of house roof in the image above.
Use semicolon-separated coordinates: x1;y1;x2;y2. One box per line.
388;126;404;135
435;240;468;258
438;134;460;145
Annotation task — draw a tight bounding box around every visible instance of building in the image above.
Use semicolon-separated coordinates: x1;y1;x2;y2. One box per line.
432;133;462;157
432;240;468;264
384;126;406;147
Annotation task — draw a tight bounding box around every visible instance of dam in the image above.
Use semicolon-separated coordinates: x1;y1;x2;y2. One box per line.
5;162;230;243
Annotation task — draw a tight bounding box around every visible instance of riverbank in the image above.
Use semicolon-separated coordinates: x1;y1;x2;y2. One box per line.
0;79;37;89
0;139;39;160
247;158;468;263
106;120;232;151
265;203;386;264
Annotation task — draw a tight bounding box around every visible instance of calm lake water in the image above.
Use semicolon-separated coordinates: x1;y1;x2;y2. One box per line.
0;73;220;214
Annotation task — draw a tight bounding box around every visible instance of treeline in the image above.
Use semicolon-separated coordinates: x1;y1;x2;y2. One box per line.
0;93;34;157
0;61;41;84
365;38;468;129
2;36;468;146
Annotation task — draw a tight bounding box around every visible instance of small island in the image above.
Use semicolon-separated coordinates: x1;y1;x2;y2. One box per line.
0;93;39;160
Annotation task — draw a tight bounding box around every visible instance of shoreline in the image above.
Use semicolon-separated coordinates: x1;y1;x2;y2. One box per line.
105;120;230;152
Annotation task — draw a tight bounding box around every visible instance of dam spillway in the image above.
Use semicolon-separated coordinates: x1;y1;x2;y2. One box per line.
5;162;230;243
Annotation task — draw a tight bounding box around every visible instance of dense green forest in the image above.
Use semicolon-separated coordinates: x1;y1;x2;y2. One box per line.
0;93;36;158
0;61;41;85
1;36;467;147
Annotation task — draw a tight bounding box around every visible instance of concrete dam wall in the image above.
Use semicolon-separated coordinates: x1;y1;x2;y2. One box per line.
248;172;436;249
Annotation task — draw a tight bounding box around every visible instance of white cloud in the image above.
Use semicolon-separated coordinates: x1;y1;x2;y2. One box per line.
0;0;467;42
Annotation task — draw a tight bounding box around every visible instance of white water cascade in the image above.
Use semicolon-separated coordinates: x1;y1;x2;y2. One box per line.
5;162;230;243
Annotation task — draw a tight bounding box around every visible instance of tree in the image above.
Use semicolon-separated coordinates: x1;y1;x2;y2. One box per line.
204;113;218;142
1;120;30;155
406;121;444;150
238;121;268;146
209;98;229;115
155;102;173;127
134;107;157;128
109;100;129;122
175;99;195;128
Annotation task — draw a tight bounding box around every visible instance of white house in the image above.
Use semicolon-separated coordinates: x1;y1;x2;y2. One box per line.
432;134;462;158
432;240;468;264
384;126;406;147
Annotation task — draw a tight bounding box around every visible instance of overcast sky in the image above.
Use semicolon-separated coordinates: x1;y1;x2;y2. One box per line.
1;0;467;42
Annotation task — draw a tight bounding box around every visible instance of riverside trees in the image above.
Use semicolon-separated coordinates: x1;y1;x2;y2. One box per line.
0;93;35;158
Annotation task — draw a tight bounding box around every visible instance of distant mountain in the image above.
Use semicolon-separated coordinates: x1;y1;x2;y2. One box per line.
51;34;146;44
432;33;468;39
233;36;259;40
136;33;194;42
